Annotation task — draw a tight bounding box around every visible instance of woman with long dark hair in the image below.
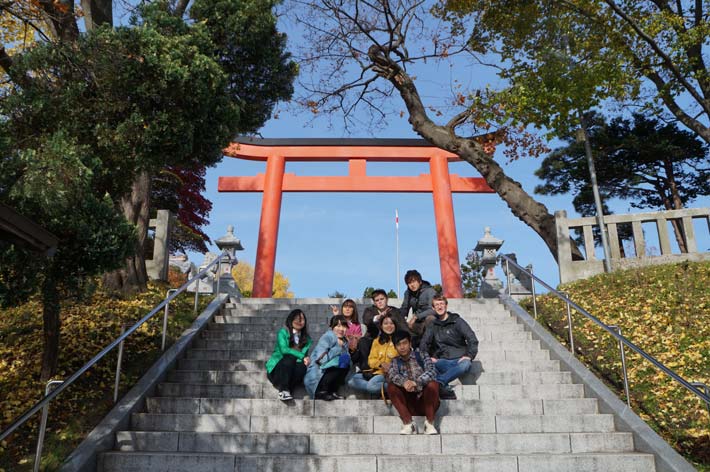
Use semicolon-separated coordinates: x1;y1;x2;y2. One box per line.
266;309;312;401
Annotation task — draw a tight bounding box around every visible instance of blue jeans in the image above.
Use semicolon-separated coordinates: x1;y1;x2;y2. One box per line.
348;373;385;394
434;358;472;387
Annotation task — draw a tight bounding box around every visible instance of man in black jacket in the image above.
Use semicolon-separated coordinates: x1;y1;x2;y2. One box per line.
399;269;438;338
420;294;478;400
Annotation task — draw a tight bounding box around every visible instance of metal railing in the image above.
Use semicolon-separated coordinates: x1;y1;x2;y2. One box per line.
0;251;229;469
499;253;710;425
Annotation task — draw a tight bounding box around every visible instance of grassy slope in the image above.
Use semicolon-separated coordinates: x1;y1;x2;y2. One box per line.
0;279;208;471
522;260;709;470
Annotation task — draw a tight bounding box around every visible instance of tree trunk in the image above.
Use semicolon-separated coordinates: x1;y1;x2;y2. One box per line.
81;0;113;30
40;274;60;382
103;171;151;295
664;161;688;253
369;47;584;262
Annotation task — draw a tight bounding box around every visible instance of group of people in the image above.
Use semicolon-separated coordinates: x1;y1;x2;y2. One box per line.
265;270;479;434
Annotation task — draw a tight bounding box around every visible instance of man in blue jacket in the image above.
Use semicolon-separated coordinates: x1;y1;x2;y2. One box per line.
420;294;478;400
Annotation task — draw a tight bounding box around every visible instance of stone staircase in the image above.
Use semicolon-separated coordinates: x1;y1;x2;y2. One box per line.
98;299;657;471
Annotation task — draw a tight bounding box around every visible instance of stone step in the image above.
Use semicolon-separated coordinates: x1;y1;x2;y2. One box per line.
156;382;584;400
200;330;533;343
132;413;615;434
213;314;513;324
183;348;550;362
192;338;543;352
207;321;526;333
100;451;655;472
172;359;561;377
225;301;507;310
115;430;634;455
145;397;598;416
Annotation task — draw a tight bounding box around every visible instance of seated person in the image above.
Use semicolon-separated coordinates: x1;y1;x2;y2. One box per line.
265;309;313;401
420;294;478;400
362;289;408;335
399;270;438;338
304;315;351;401
348;314;397;396
330;298;363;351
387;330;440;435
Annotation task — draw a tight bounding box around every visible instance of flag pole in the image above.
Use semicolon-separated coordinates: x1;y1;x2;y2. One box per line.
396;209;400;298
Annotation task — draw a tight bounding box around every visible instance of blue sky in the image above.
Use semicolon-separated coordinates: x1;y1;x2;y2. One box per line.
188;11;710;298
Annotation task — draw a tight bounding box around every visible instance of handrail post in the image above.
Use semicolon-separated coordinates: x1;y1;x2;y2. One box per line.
690;382;710;429
216;259;222;295
505;259;511;296
609;325;631;408
162;289;178;351
113;325;126;403
194;278;200;314
563;292;575;355
530;264;538;319
33;379;63;472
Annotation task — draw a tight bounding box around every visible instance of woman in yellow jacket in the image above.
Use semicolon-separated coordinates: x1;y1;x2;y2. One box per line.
347;314;397;395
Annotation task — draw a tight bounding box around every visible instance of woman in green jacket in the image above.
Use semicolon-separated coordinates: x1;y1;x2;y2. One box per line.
266;309;313;401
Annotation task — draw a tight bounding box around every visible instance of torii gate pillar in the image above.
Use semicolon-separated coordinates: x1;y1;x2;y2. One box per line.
253;155;285;297
220;138;496;298
430;154;461;297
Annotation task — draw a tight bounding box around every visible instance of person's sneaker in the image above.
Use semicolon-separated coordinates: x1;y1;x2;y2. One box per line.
439;386;457;400
331;392;344;400
423;420;439;435
277;390;293;401
399;422;416;435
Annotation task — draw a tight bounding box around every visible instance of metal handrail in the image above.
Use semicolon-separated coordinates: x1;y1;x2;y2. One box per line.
0;251;229;443
497;254;710;414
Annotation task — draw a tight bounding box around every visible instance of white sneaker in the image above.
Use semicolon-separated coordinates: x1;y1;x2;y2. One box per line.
424;420;438;435
278;390;293;401
399;422;416;435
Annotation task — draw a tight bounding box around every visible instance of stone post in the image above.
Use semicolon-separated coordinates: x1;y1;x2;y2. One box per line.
474;227;504;298
146;210;173;281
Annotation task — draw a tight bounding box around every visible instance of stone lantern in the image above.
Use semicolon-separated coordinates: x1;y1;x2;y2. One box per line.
214;225;244;297
475;227;504;298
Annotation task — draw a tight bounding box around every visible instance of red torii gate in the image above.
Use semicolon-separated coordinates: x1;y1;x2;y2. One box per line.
219;138;495;298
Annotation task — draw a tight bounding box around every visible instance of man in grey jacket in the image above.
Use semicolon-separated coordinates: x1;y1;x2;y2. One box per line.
419;294;478;400
399;269;438;338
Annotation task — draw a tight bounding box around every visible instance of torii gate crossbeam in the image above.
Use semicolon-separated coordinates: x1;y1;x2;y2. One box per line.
219;138;495;298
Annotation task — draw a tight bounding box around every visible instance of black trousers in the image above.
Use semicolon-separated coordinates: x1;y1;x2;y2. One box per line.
267;355;307;392
316;367;349;394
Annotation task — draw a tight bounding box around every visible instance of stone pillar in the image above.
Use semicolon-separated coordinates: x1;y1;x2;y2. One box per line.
555;210;574;284
253;155;285;298
146;209;173;281
429;154;463;298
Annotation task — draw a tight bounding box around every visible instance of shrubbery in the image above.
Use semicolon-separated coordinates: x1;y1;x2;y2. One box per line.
0;281;209;471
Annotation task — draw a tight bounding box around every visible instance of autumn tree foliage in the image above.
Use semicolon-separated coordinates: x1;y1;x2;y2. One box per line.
151;165;213;254
0;0;296;380
439;0;710;146
232;262;294;298
292;0;583;262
